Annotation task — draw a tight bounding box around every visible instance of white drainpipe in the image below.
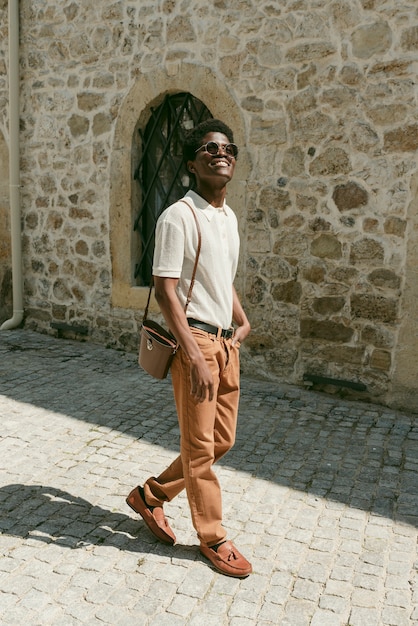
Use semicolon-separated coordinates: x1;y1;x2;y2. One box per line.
1;0;23;330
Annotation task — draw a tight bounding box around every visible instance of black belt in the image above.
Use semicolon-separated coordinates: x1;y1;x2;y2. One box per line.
188;318;234;339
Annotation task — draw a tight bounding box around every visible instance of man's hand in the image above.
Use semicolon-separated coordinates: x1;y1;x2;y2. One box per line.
231;286;251;347
190;357;214;403
232;320;251;346
154;276;214;402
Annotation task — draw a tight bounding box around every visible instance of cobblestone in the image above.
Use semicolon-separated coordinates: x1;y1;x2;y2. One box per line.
0;330;417;624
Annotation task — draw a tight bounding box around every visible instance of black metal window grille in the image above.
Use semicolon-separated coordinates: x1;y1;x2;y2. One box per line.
133;92;212;286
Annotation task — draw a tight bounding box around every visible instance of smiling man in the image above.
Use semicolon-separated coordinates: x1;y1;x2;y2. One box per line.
127;119;252;578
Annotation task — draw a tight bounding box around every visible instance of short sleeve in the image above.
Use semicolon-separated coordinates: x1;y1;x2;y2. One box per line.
152;213;185;278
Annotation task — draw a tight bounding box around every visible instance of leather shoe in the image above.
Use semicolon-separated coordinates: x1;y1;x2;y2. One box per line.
126;486;176;545
200;540;252;577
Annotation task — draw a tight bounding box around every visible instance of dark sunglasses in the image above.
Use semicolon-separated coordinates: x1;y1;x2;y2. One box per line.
195;141;239;159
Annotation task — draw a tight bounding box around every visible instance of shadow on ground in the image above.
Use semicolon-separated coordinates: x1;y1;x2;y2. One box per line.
1;330;417;530
0;483;198;563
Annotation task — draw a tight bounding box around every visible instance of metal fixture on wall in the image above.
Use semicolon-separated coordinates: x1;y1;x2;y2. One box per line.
1;0;23;331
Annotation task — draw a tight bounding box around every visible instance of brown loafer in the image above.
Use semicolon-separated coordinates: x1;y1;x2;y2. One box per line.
200;540;252;578
126;486;176;545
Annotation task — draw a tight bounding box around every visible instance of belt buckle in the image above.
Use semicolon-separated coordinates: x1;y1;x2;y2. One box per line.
219;327;234;340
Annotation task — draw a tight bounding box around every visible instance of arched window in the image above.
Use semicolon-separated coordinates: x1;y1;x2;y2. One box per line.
133;92;212;286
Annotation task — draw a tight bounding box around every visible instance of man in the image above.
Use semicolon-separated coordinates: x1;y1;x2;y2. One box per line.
127;119;252;578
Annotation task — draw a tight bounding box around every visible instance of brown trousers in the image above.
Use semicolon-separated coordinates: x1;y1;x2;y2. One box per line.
143;328;240;547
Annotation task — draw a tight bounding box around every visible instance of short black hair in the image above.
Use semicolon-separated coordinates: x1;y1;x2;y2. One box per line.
182;119;235;164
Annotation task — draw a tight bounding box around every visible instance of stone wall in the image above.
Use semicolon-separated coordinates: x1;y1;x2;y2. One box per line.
0;0;417;412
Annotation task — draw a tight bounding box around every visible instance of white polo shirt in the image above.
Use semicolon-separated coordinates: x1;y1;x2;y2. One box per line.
153;190;240;329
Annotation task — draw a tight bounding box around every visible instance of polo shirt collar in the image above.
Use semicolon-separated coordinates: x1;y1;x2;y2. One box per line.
185;190;227;221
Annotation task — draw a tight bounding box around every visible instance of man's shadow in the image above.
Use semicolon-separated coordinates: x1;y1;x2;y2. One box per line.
0;484;197;561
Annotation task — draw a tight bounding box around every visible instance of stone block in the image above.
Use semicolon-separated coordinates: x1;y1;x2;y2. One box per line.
350;121;380;153
272;280;302;304
260;187;291;211
361;324;394;348
246;275;268;304
350;238;384;265
300;319;354;342
309;147;351;176
245;333;276;351
319;344;366;365
219;53;245;78
53;279;72;302
321;85;356;108
351;21;392;59
351;294;398;323
93;113;112;136
293;111;334;143
309;217;331;232
274;232;308;257
283;214;305;228
384;124;418;152
312;296;345;315
401;25;418;52
363;218;379;233
297;63;317;90
69;206;94;220
370;349;392;371
261;257;292;280
367;269;401;290
250;116;287;145
369;58;413;77
301;263;326;284
241;96;263;112
384;217;407;238
333;181;368;211
287;87;317;116
331;266;358;284
311;234;342;260
366;104;408;126
297;195;318;212
282;146;305;176
339;63;363;85
75;260;98;287
75;240;89;256
285;42;336;63
248;228;271;254
46;212;64;230
77;92;106;112
68;114;89;137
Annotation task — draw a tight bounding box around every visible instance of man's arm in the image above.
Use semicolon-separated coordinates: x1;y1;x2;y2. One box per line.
154;276;214;403
232;285;251;346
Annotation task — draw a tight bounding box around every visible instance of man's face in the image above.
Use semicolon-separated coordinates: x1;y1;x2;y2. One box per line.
188;131;237;187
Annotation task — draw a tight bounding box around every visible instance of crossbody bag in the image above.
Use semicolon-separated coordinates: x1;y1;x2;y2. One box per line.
138;199;202;379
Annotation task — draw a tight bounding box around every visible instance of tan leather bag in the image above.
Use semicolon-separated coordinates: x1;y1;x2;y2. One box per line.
138;200;201;379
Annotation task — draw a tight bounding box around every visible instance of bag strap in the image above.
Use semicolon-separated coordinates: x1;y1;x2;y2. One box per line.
181;198;202;311
143;199;202;321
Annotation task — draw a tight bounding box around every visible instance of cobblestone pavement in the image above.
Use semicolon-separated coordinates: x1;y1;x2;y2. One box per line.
0;329;417;626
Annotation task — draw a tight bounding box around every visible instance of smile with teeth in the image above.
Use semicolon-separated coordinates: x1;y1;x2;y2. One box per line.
211;159;230;167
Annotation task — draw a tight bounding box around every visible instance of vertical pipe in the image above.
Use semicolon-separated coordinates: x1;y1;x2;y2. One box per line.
1;0;23;330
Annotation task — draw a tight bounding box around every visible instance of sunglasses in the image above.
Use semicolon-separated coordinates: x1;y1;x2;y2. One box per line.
195;141;239;159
